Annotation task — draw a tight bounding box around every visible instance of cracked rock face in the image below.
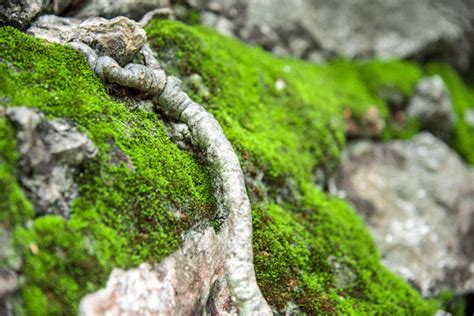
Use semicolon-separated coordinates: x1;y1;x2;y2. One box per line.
27;15;146;65
407;76;456;140
80;226;237;316
5;107;97;218
335;133;474;296
195;0;474;69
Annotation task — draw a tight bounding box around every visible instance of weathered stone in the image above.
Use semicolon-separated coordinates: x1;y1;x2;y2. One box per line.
335;133;474;296
200;11;235;38
74;0;170;21
79;226;237;316
407;76;456;139
27;15;146;65
0;0;76;30
5;107;97;218
195;0;474;69
0;0;47;30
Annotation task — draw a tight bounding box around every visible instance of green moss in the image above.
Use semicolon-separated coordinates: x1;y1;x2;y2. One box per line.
0;26;216;315
146;20;429;183
357;59;423;99
426;63;474;164
436;291;467;316
146;20;438;314
253;187;438;314
1;19;458;314
0;117;34;228
14;216;125;315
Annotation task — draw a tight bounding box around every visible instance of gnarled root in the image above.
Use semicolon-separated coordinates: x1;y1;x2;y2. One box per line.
68;41;272;315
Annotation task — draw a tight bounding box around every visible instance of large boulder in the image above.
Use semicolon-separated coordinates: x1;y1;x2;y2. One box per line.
335;133;474;296
196;0;474;69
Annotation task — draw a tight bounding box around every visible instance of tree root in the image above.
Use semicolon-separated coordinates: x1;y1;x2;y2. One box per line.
68;41;272;315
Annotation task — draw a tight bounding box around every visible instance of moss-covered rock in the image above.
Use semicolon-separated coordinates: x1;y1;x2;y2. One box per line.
3;18;472;314
0;26;216;315
146;20;440;314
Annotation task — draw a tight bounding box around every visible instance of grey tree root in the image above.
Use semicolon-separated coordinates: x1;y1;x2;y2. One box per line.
69;42;272;315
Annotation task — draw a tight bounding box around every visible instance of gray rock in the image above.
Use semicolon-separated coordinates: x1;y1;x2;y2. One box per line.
195;0;474;69
0;0;47;30
74;0;170;21
200;11;235;38
335;133;474;296
79;226;237;316
407;76;456;139
0;0;74;30
6;107;97;218
27;15;146;65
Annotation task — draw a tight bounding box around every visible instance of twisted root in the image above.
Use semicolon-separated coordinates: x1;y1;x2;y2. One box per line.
69;41;272;315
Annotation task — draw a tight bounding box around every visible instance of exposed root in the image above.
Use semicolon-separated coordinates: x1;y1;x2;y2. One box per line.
68;40;272;315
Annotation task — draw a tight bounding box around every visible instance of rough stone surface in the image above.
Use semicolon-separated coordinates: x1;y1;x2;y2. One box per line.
5;107;97;218
0;0;76;30
79;226;237;316
74;0;170;21
335;133;474;296
407;76;456;139
0;0;47;30
27;15;146;65
194;0;474;68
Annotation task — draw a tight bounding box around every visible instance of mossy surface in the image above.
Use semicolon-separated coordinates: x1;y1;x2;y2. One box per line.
0;118;34;229
146;20;439;314
3;18;469;314
0;26;216;315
